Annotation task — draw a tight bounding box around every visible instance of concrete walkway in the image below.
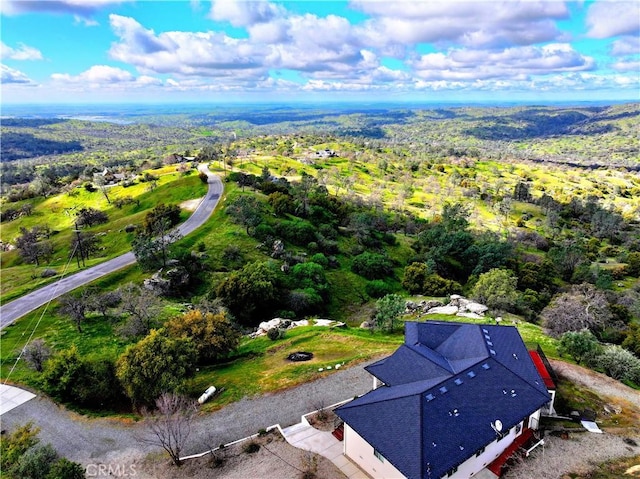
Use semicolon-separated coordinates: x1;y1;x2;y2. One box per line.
281;421;369;479
0;384;36;416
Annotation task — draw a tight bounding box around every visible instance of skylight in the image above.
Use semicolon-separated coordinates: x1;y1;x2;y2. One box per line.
454;378;463;385
439;386;448;394
467;371;476;378
426;393;435;402
482;363;490;370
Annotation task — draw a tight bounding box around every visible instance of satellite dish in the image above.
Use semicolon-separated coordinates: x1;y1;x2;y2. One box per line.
494;420;503;432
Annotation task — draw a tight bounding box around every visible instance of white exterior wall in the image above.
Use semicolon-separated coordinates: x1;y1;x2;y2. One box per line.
343;424;407;479
344;410;542;479
450;421;524;478
528;409;542;430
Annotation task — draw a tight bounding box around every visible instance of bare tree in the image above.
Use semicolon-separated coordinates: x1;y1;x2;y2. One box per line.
15;226;53;266
22;339;52;372
138;393;197;466
89;290;122;319
59;292;91;333
94;174;111;204
541;283;612;337
117;283;162;337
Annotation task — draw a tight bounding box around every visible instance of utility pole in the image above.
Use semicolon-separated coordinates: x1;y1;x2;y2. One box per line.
74;222;85;267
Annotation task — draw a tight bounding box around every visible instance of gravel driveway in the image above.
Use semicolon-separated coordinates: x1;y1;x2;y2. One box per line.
1;357;377;466
4;356;638;478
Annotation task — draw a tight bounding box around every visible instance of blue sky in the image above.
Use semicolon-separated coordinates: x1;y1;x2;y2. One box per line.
1;0;639;104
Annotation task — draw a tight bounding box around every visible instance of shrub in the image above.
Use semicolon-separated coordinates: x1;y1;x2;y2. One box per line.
243;441;260;454
310;253;329;268
276;220;317;246
559;330;601;365
423;274;462;296
351;252;393;280
267;328;286;341
402;262;430;294
595;345;640;383
365;280;394;298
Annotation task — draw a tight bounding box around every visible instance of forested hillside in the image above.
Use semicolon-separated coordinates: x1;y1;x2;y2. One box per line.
1;103;639;414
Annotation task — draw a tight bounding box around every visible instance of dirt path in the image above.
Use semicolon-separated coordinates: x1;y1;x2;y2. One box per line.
504;360;640;479
549;359;640;409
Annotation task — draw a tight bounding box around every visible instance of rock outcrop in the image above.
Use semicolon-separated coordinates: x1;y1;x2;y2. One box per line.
406;295;489;318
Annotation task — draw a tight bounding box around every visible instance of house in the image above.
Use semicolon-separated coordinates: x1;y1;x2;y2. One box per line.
335;321;553;479
315;148;337;158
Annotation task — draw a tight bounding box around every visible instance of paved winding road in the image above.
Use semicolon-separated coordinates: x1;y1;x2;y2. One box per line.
0;165;223;329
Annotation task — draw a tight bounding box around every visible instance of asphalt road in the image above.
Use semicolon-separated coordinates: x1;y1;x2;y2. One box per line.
0;165;223;329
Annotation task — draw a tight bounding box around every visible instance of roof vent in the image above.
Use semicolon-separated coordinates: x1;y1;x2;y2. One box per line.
449;408;460;417
511;389;517;397
512;353;519;360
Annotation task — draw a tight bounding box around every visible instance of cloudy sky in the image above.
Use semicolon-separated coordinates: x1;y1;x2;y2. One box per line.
1;0;639;104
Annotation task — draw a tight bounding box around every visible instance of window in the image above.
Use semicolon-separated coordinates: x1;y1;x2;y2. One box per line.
447;466;459;477
475;446;486;457
515;422;523;436
439;386;448;394
467;371;476;379
454;378;463;386
374;449;385;462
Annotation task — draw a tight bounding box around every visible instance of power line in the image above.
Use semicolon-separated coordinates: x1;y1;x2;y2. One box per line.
3;242;79;384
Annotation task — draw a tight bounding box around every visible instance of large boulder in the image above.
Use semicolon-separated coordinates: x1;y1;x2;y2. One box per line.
463;302;489;315
405;301;418;312
426;305;459;315
422;300;444;312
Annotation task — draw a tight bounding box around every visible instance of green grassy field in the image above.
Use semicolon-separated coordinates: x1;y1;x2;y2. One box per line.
0;166;207;303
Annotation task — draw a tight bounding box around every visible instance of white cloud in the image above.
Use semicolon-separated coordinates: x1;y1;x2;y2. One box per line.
351;0;569;49
611;59;640;72
51;65;162;88
107;13;377;82
109;14;269;79
210;0;284;27
410;44;595;81
586;1;640;38
0;42;43;60
611;36;640;56
1;0;132;18
1;64;36;84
